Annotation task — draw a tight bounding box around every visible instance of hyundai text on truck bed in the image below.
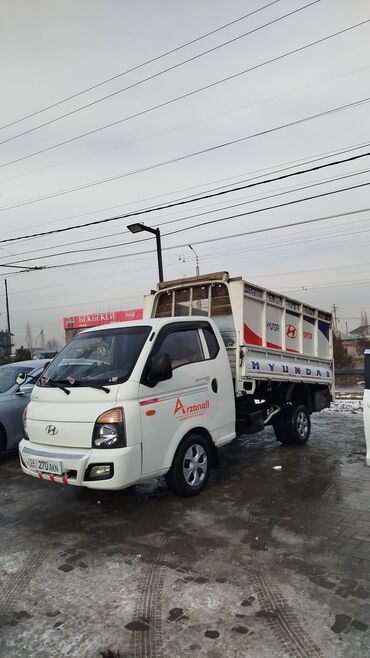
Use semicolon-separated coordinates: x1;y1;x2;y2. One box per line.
19;272;333;496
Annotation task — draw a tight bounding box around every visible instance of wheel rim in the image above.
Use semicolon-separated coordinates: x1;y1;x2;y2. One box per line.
296;411;309;438
183;444;208;487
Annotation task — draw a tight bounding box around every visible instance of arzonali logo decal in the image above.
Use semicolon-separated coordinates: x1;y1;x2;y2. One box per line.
173;397;210;419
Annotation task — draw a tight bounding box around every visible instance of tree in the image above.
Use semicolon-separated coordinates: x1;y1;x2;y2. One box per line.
333;332;353;369
360;309;369;330
15;346;31;361
25;323;33;349
46;338;60;350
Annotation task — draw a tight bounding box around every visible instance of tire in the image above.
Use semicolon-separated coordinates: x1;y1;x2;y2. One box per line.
0;427;6;458
273;404;311;445
165;433;212;497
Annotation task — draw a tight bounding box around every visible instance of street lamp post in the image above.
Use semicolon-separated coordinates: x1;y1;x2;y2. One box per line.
127;223;164;283
188;244;200;276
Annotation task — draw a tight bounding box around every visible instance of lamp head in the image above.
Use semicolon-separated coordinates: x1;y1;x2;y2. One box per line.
127;223;144;234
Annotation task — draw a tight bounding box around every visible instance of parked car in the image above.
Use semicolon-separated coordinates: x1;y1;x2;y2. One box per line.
0;360;48;456
32;350;59;360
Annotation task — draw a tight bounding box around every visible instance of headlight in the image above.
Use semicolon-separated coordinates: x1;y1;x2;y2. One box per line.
95;424;118;447
23;405;29;440
92;408;126;449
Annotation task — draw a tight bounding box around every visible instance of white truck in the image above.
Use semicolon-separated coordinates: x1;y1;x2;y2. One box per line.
19;271;333;496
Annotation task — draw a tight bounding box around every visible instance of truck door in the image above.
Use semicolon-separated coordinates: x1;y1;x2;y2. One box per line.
138;323;215;476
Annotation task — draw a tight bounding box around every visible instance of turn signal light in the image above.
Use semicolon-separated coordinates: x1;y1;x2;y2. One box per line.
96;408;123;424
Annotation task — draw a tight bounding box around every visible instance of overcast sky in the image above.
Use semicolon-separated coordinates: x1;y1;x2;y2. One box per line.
0;0;369;346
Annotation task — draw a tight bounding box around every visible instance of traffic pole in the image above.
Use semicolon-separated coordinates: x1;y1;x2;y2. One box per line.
364;349;370;465
4;279;10;333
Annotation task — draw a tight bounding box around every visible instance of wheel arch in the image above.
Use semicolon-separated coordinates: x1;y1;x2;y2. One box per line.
285;382;313;413
0;422;7;451
168;426;219;470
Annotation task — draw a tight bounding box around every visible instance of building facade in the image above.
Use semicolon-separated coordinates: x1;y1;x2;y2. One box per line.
63;309;143;342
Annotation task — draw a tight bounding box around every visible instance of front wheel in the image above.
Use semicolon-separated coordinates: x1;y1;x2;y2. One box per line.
165;433;212;497
273;404;311;445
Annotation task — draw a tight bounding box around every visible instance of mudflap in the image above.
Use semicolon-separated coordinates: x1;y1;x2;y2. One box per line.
236;410;265;436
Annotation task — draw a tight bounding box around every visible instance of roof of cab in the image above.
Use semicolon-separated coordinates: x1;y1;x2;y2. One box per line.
79;316;210;334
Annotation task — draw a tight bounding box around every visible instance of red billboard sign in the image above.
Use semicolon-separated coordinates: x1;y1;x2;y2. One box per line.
63;308;143;330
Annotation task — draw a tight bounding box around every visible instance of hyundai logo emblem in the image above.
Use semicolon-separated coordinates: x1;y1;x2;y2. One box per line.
286;325;297;339
46;425;58;435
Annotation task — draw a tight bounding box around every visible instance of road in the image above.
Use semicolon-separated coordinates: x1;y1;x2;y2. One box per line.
0;412;369;658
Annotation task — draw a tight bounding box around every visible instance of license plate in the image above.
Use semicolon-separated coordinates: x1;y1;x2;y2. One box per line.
27;457;62;475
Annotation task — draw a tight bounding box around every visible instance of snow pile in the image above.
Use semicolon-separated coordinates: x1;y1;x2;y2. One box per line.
326;398;363;414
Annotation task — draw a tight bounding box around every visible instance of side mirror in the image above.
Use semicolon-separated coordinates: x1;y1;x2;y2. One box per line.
147;354;172;386
16;372;27;386
17;382;34;395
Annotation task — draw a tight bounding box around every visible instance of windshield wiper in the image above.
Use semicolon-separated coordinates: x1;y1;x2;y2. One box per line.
41;377;70;395
71;380;110;394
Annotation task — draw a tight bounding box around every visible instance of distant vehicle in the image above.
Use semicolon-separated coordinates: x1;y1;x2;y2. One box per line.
0;360;49;456
33;350;58;360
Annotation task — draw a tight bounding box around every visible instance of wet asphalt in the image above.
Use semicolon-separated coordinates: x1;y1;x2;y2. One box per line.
0;411;369;658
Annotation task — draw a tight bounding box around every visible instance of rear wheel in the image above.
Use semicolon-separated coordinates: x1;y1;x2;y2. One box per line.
165;433;212;497
273;404;311;445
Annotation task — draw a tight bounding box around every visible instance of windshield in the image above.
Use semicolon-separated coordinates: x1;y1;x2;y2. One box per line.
0;365;34;394
38;326;151;389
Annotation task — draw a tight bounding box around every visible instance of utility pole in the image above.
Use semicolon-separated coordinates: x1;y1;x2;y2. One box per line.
4;279;10;333
332;304;339;333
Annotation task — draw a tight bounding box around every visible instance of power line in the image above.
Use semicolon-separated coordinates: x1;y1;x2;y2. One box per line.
10;275;370;314
4;247;370;300
285;278;370;292
1;96;369;214
7;167;370;264
163;182;370;240
2;138;367;243
7;165;368;258
4;64;367;186
0;1;318;146
3;220;370;301
6;202;370;274
1;149;369;246
0;0;284;131
5;214;370;297
2;19;367;170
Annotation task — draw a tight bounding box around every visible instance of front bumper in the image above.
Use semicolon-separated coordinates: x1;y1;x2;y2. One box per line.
19;439;142;490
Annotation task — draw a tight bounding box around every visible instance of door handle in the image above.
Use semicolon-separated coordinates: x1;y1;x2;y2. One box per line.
211;378;218;393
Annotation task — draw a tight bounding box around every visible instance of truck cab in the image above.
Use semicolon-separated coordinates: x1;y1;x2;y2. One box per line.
19;317;235;495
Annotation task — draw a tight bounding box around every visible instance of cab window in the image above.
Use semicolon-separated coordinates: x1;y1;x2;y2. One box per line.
202;325;219;359
156;328;204;370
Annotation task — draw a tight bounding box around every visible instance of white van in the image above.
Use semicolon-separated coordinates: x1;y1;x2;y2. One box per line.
19;271;334;495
